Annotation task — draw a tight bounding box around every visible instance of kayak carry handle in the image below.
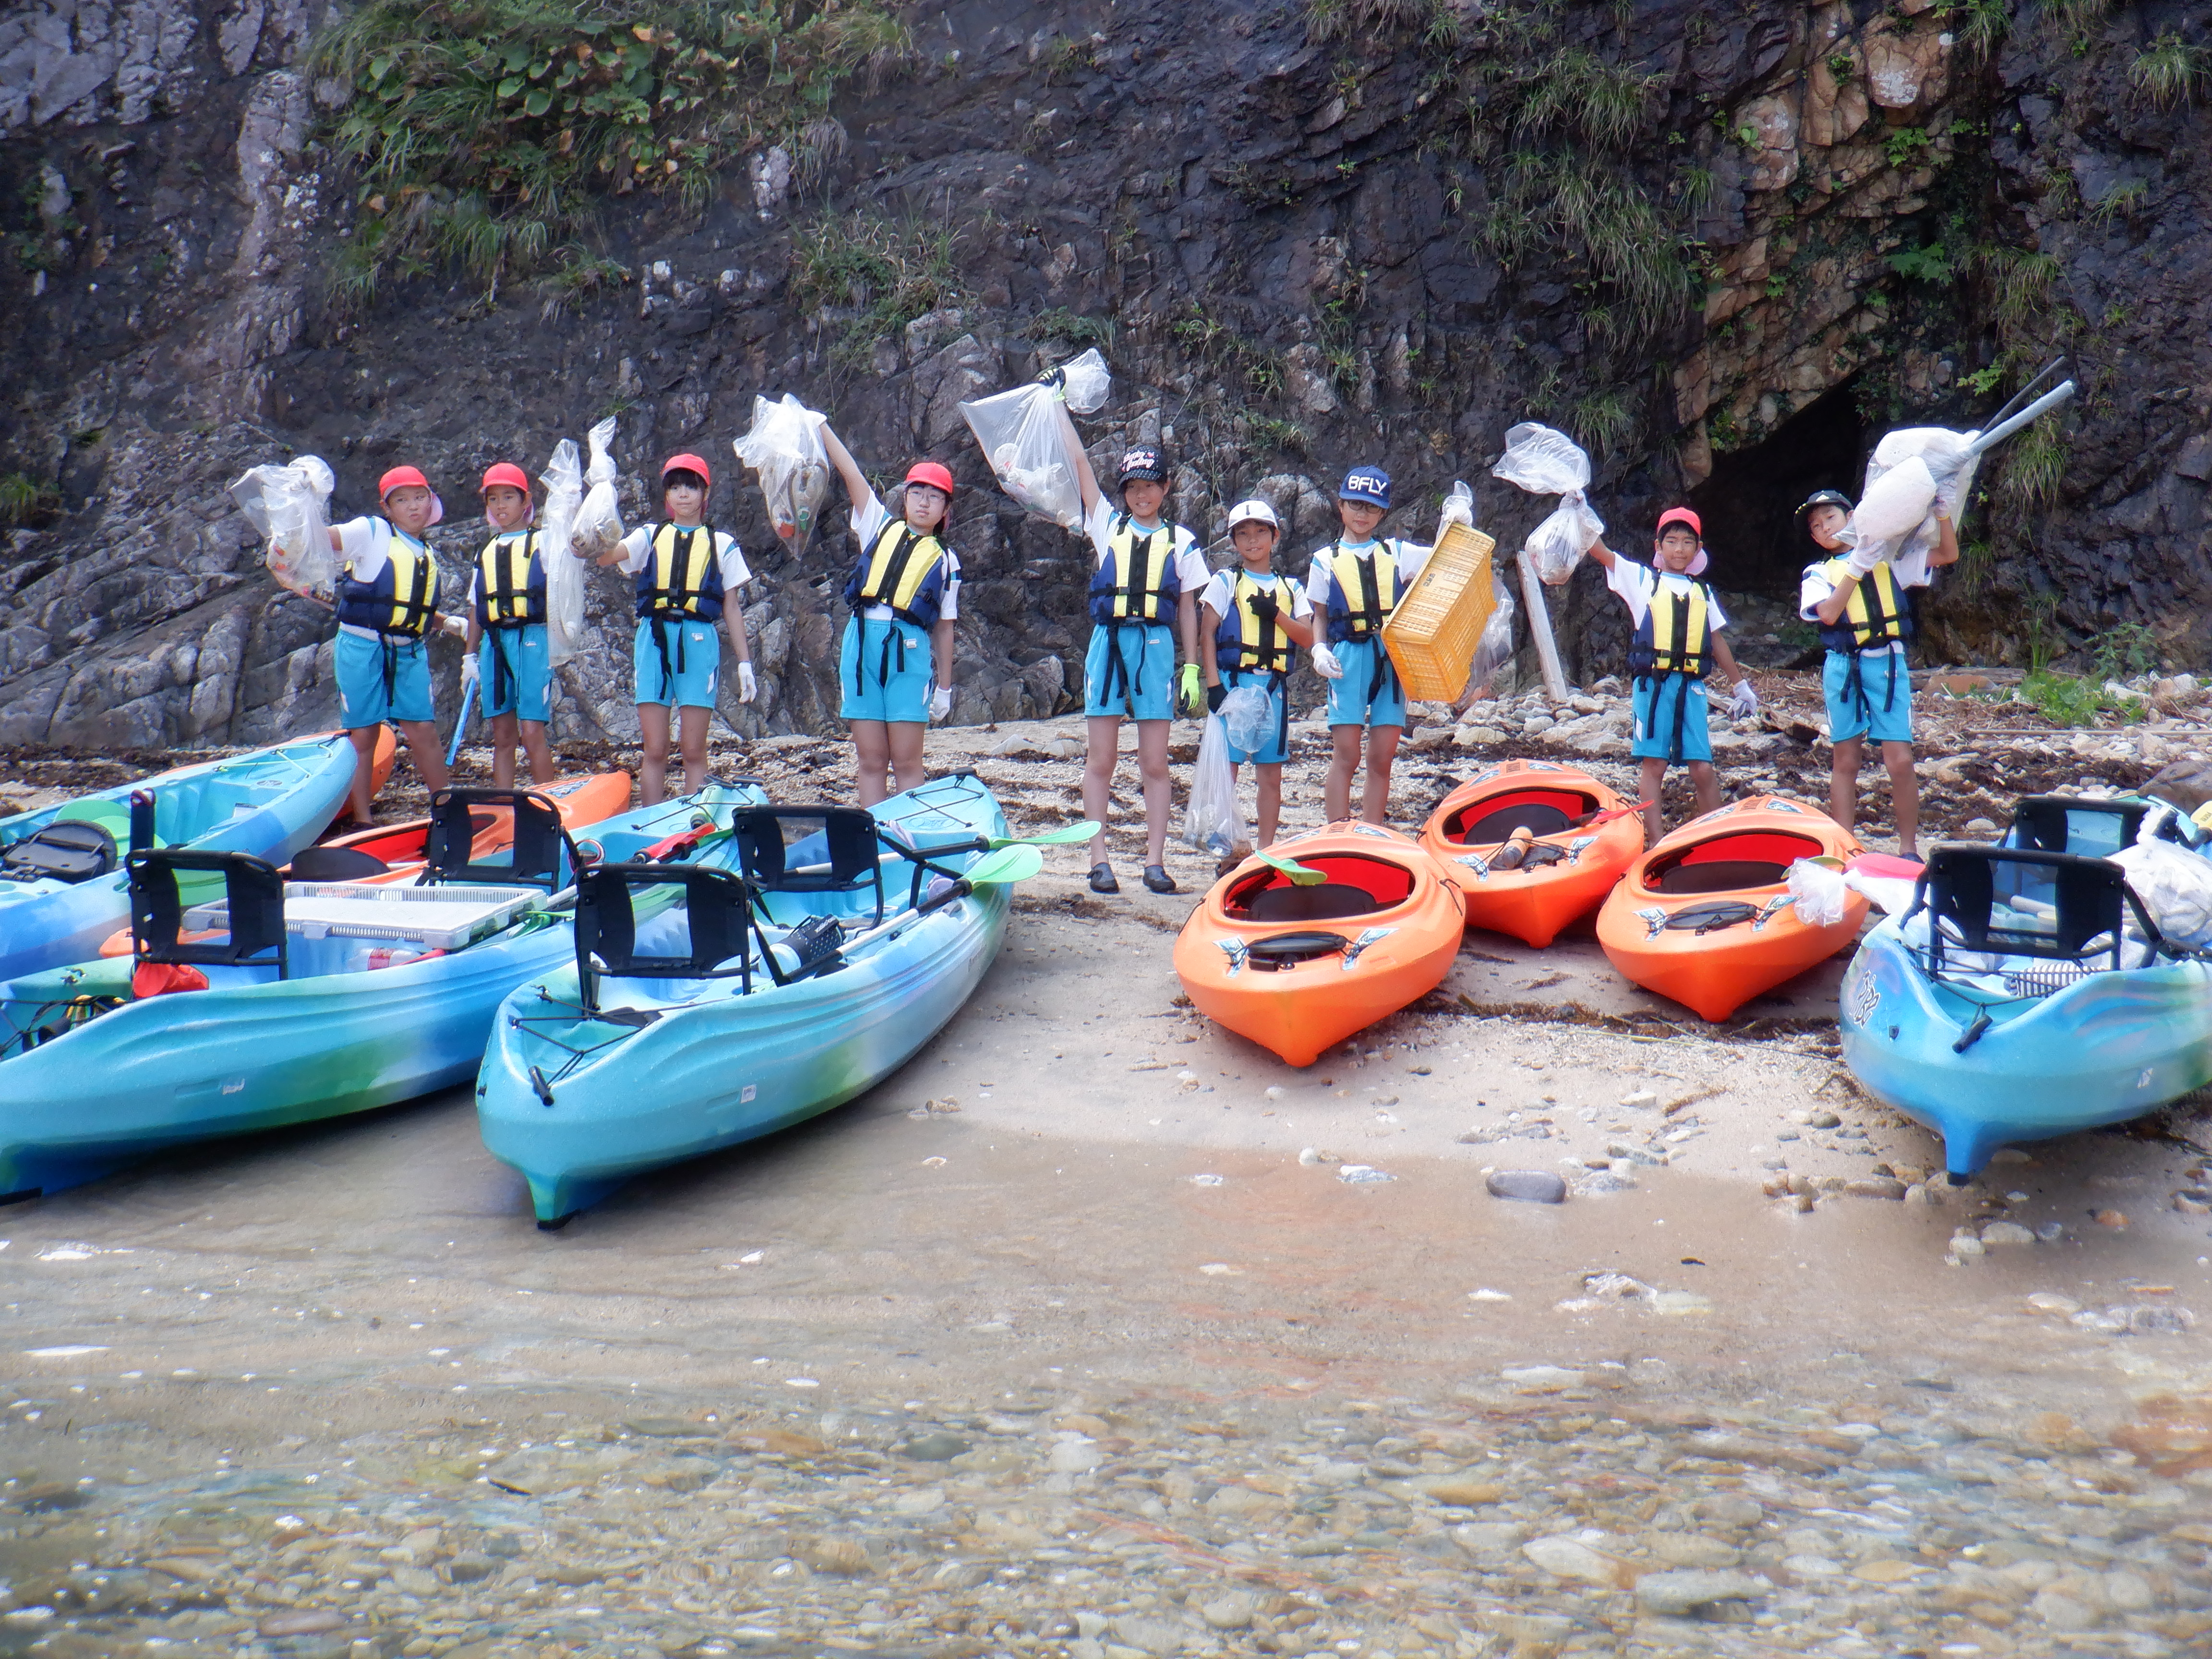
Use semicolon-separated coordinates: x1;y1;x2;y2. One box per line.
129;790;156;856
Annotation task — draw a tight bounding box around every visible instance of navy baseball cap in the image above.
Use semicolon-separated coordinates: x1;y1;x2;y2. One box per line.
1797;489;1853;514
1339;466;1391;509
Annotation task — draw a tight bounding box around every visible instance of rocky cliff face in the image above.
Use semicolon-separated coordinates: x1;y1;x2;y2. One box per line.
2;0;2207;752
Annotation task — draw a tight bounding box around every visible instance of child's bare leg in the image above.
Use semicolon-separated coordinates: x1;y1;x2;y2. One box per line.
1255;762;1283;847
397;720;448;796
1829;736;1863;832
1884;741;1919;856
345;726;382;825
676;706;711;797
488;711;520;789
888;721;928;796
1687;759;1720;818
1361;726;1403;824
518;720;555;787
1639;757;1668;842
1326;726;1363;821
851;719;892;807
1082;715;1124;866
1135;720;1171;866
637;703;673;805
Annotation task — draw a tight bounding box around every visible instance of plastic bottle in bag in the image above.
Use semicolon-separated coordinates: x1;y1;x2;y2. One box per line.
1465;571;1519;690
1181;713;1251;858
733;394;830;553
960;349;1113;529
538;438;586;669
1491;423;1602;584
571;418;625;561
230;455;337;596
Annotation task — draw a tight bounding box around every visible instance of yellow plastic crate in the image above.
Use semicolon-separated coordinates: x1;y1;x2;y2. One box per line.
1382;522;1499;703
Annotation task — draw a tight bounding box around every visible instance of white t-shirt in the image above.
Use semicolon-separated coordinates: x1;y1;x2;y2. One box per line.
1302;537;1431;617
851;488;962;623
617;523;753;607
1198;567;1313;624
334;516;438;642
1083;498;1208;601
1798;549;1920;656
1606;559;1731;634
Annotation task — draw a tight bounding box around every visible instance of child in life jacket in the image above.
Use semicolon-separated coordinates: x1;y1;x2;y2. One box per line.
1305;467;1469;824
1798;488;1957;859
816;421;960;807
587;454;755;805
1199;498;1315;865
1048;405;1209;895
1583;507;1757;843
462;462;555;788
322;465;464;827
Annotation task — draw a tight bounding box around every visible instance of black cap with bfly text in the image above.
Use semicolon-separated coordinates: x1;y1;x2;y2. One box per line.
1796;489;1853;514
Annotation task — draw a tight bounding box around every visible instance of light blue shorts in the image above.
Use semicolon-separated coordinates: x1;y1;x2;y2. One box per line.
1823;649;1914;745
1221;668;1290;766
839;615;933;724
1631;674;1712;763
335;630;433;728
479;624;551;722
1323;637;1407;730
1084;621;1177;721
633;615;722;709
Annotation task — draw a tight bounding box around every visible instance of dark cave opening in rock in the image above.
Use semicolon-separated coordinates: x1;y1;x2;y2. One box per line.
1690;377;1869;597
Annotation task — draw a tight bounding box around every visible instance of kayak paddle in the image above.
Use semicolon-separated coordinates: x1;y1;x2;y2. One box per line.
961;843;1045;886
988;820;1101;850
1256;848;1326;886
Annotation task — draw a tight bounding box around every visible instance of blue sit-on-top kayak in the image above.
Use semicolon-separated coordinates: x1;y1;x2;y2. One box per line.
477;770;1024;1225
0;733;366;983
0;781;766;1202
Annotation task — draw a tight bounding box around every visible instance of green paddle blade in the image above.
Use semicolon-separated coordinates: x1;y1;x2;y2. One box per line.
988;820;1101;849
1256;848;1326;886
962;843;1045;886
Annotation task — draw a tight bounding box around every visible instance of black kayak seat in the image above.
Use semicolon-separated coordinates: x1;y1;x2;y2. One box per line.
1241;883;1385;922
1655;860;1789;895
2006;794;2148;859
1916;846;2157;974
1647;830;1826;895
291;844;392;882
1459;802;1575;841
0;817;118;884
733;805;885;929
422;788;577;890
129;848;288;979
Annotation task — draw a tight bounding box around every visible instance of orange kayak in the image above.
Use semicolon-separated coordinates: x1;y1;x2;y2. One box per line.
1419;758;1644;947
1595;795;1865;1021
1173;822;1465;1067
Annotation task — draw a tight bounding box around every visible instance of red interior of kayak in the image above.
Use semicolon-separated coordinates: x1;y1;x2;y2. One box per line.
1441;788;1599;843
1226;854;1417;922
1648;831;1827;895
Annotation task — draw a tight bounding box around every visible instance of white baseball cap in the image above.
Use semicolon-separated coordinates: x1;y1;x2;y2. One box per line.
1226;498;1279;532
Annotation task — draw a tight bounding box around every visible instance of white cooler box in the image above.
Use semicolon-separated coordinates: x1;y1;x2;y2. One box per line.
187;882;547;950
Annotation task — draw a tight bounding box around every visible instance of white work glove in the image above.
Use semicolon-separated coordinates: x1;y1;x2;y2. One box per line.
459;653;481;687
736;661;757;704
930;683;955;721
1728;679;1759;721
439;613;470;639
1309;641;1345;681
1436;490;1473;533
1844;541;1881;577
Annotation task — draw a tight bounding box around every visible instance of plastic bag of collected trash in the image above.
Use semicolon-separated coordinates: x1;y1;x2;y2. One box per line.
538;439;586;669
1465;571;1519;691
231;456;336;597
1491;422;1601;584
2113;839;2212;950
1787;858;1850;927
1182;713;1251;860
1220;683;1273;753
1851;427;1981;574
959;350;1112;530
570;418;625;562
733;394;830;554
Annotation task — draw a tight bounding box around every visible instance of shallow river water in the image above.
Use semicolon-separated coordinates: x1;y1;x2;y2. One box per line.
2;883;2210;1659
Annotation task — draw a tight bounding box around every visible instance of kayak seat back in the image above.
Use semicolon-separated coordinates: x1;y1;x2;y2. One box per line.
733;806;885;930
1918;846;2157;978
1226;853;1415;922
423;789;576;891
291;844;393;881
575;862;758;1012
2;817;119;885
1443;789;1591;843
1650;831;1826;894
128;848;288;980
2006;794;2148;859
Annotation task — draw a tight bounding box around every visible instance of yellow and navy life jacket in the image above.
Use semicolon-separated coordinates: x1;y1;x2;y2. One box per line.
1807;556;1913;654
1322;541;1401;644
475;529;546;628
334;526;441;640
843;518;951;631
1626;576;1713;678
1214;571;1296;675
1085;515;1183;625
634;522;725;622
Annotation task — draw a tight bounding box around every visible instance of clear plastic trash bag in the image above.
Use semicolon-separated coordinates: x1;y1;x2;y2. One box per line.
1465;571;1519;690
2113;840;2212;950
959;349;1113;530
231;455;336;597
538;439;586;669
1220;683;1273;753
1182;712;1251;860
571;418;625;562
732;394;830;555
1786;858;1850;927
1491;422;1601;583
1850;426;1980;573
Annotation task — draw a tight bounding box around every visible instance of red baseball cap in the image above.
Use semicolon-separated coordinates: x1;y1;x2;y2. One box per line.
1656;506;1702;538
378;465;430;501
905;461;955;497
662;453;712;489
481;462;531;496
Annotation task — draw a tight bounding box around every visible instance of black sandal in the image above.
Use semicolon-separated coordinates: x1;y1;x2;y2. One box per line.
1088;863;1119;894
1142;865;1178;894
